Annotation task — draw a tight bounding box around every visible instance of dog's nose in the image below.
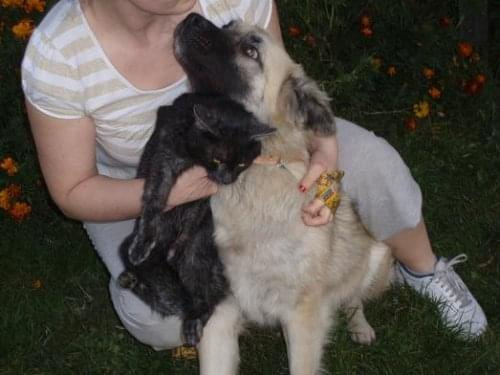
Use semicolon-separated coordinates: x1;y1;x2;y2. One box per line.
183;13;209;30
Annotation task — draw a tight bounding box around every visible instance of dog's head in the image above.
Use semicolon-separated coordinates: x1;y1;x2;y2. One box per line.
174;13;335;135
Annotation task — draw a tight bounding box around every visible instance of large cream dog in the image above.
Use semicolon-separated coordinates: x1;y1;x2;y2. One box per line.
174;14;394;375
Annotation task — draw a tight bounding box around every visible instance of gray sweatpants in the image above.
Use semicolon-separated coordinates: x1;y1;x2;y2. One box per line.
84;117;422;350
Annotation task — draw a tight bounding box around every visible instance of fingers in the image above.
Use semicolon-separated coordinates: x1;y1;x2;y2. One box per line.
298;162;326;193
202;178;218;196
167;166;218;208
302;198;324;216
190;166;218;195
186;174;218;200
301;198;333;227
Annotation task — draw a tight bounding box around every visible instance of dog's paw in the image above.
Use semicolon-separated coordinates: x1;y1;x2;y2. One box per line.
349;323;376;345
183;318;204;346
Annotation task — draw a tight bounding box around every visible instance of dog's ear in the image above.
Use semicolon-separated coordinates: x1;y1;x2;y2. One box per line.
277;67;335;135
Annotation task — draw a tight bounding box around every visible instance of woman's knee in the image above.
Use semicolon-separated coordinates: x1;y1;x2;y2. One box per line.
343;132;416;191
339;129;423;240
109;279;183;350
337;118;412;186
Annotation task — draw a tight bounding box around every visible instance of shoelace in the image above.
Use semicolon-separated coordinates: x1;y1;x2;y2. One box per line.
433;254;472;309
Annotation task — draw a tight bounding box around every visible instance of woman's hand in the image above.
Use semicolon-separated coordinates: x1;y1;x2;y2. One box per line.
166;166;218;209
299;135;339;226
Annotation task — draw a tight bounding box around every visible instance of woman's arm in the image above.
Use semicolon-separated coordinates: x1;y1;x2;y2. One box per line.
267;1;284;44
299;135;339;226
267;2;339;227
27;101;217;222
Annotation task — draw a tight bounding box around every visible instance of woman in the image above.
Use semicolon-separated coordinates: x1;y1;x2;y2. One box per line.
21;0;486;349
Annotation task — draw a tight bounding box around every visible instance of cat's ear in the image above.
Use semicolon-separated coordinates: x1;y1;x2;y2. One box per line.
249;120;276;141
193;104;218;135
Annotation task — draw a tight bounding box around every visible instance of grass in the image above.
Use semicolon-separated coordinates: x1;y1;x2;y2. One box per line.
0;0;499;374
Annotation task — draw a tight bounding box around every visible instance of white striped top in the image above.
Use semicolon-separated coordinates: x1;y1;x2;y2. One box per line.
21;0;272;179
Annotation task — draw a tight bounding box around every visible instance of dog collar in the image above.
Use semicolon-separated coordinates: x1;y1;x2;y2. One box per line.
253;155;305;169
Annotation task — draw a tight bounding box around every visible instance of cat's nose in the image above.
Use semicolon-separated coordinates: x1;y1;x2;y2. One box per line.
216;171;235;185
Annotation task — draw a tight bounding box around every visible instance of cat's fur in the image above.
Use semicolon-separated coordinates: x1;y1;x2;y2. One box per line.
174;14;394;374
118;93;274;345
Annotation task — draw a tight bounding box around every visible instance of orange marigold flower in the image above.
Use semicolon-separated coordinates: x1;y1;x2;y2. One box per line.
428;86;442;99
304;34;317;47
24;0;45;12
360;27;374;37
474;73;487;85
32;279;43;289
413;101;430;118
464;80;482;96
439;16;451;28
1;0;24;8
386;65;397;77
9;201;32;222
457;41;473;58
12;19;35;40
5;183;22;199
404;117;417;132
371;56;382;70
360;14;372;28
422;67;435;80
0;156;18;176
0;189;11;210
288;25;301;38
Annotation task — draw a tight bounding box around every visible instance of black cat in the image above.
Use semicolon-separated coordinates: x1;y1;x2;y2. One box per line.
118;93;274;345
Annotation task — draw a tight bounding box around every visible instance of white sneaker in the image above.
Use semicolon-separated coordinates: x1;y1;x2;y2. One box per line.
395;254;487;338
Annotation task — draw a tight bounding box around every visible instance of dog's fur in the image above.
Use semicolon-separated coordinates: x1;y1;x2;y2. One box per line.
175;14;394;375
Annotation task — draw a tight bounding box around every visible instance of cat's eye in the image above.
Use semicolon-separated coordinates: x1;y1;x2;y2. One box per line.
238;163;246;167
243;45;259;60
213;158;221;165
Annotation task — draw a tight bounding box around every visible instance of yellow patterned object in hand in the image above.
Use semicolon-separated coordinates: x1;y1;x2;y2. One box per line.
171;346;198;360
315;170;344;213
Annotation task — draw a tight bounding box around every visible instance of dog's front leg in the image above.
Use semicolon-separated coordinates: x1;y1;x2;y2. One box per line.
345;297;376;345
198;297;242;375
282;294;337;375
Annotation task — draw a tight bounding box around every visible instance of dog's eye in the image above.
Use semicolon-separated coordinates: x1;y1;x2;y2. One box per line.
213;158;221;165
243;46;259;60
238;163;246;167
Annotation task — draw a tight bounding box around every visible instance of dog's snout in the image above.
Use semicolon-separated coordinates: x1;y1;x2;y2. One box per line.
182;13;211;31
176;13;217;52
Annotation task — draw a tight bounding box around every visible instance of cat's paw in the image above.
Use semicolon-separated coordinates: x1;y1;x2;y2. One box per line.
118;271;138;289
183;318;204;346
128;235;156;265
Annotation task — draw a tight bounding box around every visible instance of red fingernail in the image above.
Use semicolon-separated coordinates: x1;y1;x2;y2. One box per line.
299;185;307;193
